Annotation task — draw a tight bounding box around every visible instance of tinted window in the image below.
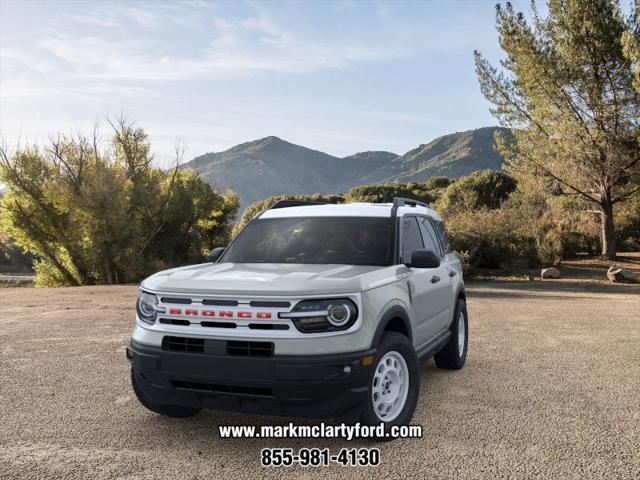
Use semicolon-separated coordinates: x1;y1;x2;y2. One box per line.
221;217;394;266
433;219;452;254
418;217;441;256
401;217;424;263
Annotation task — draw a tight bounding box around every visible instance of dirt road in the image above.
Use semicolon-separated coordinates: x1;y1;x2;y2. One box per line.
1;282;638;479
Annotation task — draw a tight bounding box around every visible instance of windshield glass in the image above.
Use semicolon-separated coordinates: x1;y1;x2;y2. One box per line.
221;217;394;266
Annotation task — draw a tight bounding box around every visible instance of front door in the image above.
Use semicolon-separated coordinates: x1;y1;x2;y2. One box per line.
400;216;449;348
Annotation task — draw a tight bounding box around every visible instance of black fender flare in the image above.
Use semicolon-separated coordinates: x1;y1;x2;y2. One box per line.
448;285;467;329
370;305;413;348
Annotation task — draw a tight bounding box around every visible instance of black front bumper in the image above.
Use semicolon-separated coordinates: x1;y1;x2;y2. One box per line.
127;339;376;419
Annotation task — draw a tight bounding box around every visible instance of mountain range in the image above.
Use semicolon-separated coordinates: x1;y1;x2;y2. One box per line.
183;126;510;207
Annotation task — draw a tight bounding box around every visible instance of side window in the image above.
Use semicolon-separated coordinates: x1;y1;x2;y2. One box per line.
402;217;424;263
434;219;452;254
418;217;441;256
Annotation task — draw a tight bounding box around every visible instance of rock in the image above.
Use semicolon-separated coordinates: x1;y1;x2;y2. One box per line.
621;237;640;252
541;267;561;279
607;266;639;283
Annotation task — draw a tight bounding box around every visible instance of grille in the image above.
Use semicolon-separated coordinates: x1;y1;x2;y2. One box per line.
202;299;239;306
248;323;289;330
162;336;274;357
227;340;274;357
249;300;291;308
171;380;274;397
160;318;191;326
163;336;204;353
201;321;236;329
161;297;192;304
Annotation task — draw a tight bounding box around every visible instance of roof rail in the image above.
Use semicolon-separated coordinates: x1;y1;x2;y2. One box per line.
392;197;430;209
269;199;328;209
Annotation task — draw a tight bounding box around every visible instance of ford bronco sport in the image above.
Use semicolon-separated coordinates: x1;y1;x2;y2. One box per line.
127;198;468;428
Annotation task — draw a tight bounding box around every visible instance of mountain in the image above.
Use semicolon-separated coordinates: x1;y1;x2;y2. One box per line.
372;126;510;183
184;136;346;206
183;127;509;207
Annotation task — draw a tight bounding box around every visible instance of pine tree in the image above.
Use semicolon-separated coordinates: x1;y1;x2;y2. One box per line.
475;0;640;259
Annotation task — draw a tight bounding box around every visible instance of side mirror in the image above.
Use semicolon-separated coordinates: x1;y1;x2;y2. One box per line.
208;246;226;263
406;249;440;269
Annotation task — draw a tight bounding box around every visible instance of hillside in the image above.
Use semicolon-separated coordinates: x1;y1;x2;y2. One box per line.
183;136;346;206
183;127;510;207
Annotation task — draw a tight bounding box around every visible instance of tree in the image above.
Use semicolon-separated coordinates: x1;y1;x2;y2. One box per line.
475;0;640;258
0;120;238;286
435;170;516;216
623;2;640;92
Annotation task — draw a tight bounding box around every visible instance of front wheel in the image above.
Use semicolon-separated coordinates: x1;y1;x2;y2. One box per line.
434;298;468;370
360;332;420;430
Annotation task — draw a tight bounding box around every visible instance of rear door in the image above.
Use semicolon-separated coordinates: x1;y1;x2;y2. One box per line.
417;216;453;336
400;215;447;348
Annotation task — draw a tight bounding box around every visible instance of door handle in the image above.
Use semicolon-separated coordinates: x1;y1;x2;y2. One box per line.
448;270;457;277
430;275;441;283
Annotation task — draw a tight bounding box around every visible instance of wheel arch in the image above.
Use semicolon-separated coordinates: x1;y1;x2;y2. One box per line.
457;287;466;302
371;306;413;348
448;285;467;329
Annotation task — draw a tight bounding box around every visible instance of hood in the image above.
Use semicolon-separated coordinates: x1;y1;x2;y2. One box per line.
141;262;398;296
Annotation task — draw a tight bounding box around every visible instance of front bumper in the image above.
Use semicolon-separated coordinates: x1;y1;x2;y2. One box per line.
127;339;376;419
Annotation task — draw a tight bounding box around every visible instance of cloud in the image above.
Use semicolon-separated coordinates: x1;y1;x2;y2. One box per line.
9;5;397;84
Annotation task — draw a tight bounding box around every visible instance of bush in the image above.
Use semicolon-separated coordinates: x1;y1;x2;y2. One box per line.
425;176;452;190
436;170;516;216
345;182;436;204
0;121;238;286
445;208;534;270
0;234;33;273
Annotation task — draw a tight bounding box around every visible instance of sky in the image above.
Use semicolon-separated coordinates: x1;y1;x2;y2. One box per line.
0;0;534;164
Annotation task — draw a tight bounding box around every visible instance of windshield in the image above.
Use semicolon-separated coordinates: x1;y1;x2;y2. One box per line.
221;217;394;266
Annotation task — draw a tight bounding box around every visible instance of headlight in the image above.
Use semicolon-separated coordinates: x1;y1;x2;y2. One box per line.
136;291;164;325
279;299;358;333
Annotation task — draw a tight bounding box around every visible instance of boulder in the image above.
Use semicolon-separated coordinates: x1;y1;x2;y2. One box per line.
607;266;639;284
621;237;640;252
541;267;561;279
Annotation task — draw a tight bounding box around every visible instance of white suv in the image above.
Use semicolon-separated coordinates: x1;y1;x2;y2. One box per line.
127;198;468;429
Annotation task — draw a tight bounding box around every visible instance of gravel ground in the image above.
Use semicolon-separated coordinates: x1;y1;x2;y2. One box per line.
1;282;638;479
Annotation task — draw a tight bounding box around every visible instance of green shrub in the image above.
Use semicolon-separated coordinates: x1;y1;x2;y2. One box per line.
345;182;436;204
0;122;238;286
436;170;516;216
445;207;538;270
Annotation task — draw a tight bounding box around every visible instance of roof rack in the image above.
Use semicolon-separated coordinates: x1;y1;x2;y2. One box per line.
269;199;329;209
392;197;430;209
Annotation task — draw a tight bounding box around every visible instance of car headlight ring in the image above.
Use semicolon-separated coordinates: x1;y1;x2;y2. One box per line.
136;291;164;325
279;298;358;333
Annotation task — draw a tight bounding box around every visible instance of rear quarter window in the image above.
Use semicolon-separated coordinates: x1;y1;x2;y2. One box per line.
433;219;452;254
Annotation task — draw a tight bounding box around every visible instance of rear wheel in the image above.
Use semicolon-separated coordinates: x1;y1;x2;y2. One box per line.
360;332;420;431
131;368;201;418
434;298;468;370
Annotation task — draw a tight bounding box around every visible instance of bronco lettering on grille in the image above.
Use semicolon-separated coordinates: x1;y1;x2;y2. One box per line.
167;308;272;319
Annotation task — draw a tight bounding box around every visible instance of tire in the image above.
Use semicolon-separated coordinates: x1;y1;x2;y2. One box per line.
360;332;420;432
434;298;468;370
131;368;201;418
